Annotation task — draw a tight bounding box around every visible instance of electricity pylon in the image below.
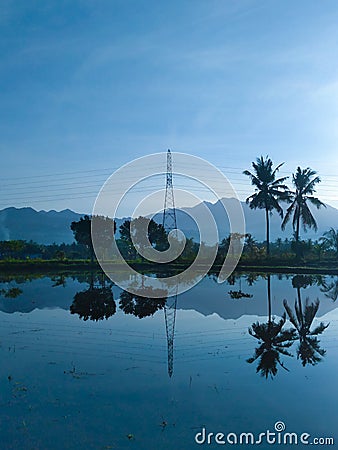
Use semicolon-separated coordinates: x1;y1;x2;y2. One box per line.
163;149;178;377
162;149;177;234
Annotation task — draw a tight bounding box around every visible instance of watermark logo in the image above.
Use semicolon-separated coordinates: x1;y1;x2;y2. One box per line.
194;421;334;446
274;421;286;432
92;152;245;297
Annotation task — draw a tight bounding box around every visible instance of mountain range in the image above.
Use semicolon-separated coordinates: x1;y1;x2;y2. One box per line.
0;199;337;244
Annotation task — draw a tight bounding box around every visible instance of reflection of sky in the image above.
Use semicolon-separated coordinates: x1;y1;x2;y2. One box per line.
1;274;337;318
0;274;337;448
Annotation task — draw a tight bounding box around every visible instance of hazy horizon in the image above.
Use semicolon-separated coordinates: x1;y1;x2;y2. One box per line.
2;193;338;218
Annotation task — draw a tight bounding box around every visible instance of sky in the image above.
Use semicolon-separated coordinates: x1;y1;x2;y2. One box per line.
1;0;338;215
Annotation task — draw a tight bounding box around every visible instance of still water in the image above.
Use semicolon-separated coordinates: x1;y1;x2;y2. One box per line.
0;272;337;449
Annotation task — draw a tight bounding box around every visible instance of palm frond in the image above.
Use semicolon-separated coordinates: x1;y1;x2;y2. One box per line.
300;202;317;232
307;196;326;209
283;299;300;331
310;322;329;336
303;298;319;327
270;196;284;218
303;175;321;195
281;202;296;230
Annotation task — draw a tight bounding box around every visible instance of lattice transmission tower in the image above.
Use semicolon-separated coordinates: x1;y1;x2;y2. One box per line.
163;149;178;378
162;149;177;234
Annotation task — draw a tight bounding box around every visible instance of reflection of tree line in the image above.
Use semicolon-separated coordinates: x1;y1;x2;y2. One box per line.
0;287;23;298
247;275;329;379
69;272;167;322
119;290;166;319
0;270;335;380
215;271;337;303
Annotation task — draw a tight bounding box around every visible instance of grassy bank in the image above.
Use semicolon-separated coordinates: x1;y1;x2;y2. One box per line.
0;258;337;275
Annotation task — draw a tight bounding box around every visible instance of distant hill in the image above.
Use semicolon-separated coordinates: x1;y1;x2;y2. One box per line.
152;197;338;243
0;207;129;245
0;199;337;244
0;207;83;244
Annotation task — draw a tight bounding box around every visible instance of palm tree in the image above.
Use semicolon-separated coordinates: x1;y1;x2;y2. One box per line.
244;156;289;256
283;298;328;366
281;167;325;258
275;237;283;254
320;228;338;258
247;275;296;378
244;233;258;257
312;240;327;262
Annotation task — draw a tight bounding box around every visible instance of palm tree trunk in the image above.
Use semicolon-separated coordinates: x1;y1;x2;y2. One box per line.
295;209;301;259
101;271;106;288
265;207;270;256
90;271;94;290
297;287;304;327
267;275;272;324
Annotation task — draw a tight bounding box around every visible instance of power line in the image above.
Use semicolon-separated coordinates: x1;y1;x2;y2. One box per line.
1;161;338;207
1;185;337;203
2;162;338;186
3;173;338;193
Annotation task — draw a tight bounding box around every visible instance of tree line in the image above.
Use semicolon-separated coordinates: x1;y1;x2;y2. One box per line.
1;224;337;264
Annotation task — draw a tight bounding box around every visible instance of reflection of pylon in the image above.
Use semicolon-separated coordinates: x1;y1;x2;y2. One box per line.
163;149;178;377
164;292;177;378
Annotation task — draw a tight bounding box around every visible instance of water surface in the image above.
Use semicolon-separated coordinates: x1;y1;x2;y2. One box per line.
0;272;337;449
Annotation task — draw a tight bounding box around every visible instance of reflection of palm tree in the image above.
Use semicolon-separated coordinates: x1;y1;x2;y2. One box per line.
227;273;240;286
283;298;328;366
292;274;312;311
292;274;313;290
119;288;167;319
245;273;259;286
247;318;295;378
247;275;296;379
51;274;66;287
228;277;253;299
321;277;338;302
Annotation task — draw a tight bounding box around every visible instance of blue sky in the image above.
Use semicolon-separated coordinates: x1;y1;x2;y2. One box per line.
1;0;338;213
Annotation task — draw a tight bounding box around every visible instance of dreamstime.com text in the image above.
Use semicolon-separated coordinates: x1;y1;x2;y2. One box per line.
194;421;334;446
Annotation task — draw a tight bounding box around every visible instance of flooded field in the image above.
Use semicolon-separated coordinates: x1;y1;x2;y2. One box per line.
0;272;337;449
